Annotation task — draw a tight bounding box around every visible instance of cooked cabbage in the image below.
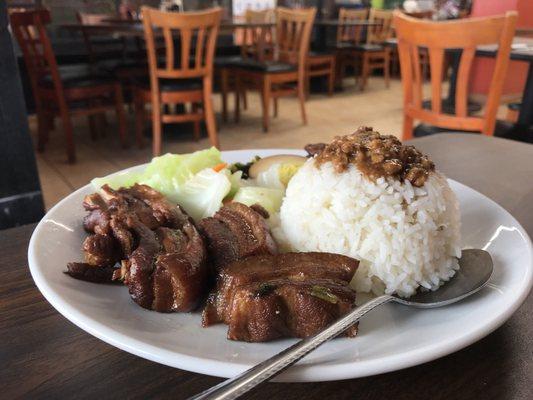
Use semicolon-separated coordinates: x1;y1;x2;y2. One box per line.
139;148;223;200
174;168;231;221
91;147;222;197
233;186;284;215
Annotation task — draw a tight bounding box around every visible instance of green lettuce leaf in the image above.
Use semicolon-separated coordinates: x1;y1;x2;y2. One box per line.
90;147;223;201
174;168;231;221
91;170;142;191
233;186;284;215
139;148;222;201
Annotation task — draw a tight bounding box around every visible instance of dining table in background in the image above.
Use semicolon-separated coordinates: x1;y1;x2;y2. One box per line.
60;18;378;52
60;19;277;37
1;133;532;400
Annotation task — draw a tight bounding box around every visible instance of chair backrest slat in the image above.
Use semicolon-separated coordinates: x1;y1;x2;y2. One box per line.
394;11;517;136
410;45;423;108
241;9;274;62
276;7;316;73
455;47;475;117
10;9;63;95
77;12;125;64
141;7;221;80
337;8;368;45
367;9;394;44
428;47;444;114
180;28;192;70
195;27;206;67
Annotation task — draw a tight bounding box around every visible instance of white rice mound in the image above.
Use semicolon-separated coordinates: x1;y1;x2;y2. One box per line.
277;158;462;297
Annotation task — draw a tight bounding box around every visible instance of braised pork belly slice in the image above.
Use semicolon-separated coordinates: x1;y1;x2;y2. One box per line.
81;233;120;267
83;208;111;235
82;193;111;234
103;185;160;229
225;279;358;342
199;202;278;270
202;252;359;327
65;262;119;284
67;184;209;312
123;217;161;309
109;215;135;257
123;216;209;312
76;183;191;268
125;184;191;229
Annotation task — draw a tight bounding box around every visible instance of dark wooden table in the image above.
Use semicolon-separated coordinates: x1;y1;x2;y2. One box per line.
1;134;532;399
61;19;375;35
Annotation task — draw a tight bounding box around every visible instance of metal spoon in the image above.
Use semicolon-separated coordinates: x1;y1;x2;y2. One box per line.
189;249;493;400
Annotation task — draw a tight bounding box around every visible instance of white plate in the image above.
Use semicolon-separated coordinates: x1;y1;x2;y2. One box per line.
28;149;533;382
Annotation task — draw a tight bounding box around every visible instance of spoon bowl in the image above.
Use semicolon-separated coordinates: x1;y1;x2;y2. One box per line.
394;249;493;308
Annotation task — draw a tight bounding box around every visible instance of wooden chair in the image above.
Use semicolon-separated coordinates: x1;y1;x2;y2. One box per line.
355;9;394;90
77;11;147;102
235;7;317;132
133;7;222;155
241;9;276;60
217;9;274;122
306;51;336;97
394;11;517;140
336;8;369;46
10;9;127;163
334;8;368;87
76;12;127;65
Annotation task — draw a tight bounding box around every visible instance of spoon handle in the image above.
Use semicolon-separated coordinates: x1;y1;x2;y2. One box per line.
188;295;394;400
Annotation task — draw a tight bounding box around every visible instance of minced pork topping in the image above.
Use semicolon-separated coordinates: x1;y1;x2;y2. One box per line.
314;127;435;187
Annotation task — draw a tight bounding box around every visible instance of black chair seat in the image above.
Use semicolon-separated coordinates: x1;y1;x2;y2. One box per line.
329;41;359;50
38;64;114;89
309;51;335;58
508;102;521;111
89;36;124;47
97;58;147;74
214;55;246;68
134;77;203;92
352;43;385;52
413;124;488;137
236;60;296;73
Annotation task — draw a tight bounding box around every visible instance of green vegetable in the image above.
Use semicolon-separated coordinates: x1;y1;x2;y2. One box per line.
139;148;223;201
90;147;222;201
232;186;284;215
309;286;339;304
90;147;229;222
227;170;244;199
91;170;142;191
173;168;231;221
229;156;261;179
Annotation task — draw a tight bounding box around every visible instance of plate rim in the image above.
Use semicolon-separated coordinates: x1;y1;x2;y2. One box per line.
27;148;533;382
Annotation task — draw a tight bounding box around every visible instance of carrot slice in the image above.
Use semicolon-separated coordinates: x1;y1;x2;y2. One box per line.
212;162;227;172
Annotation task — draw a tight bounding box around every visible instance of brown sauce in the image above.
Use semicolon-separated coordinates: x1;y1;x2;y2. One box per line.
314;127;435;187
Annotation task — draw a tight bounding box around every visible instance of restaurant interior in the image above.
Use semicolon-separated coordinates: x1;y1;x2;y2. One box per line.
1;1;533;398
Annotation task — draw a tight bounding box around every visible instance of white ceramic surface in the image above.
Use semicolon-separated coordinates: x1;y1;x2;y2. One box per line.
28;149;533;382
